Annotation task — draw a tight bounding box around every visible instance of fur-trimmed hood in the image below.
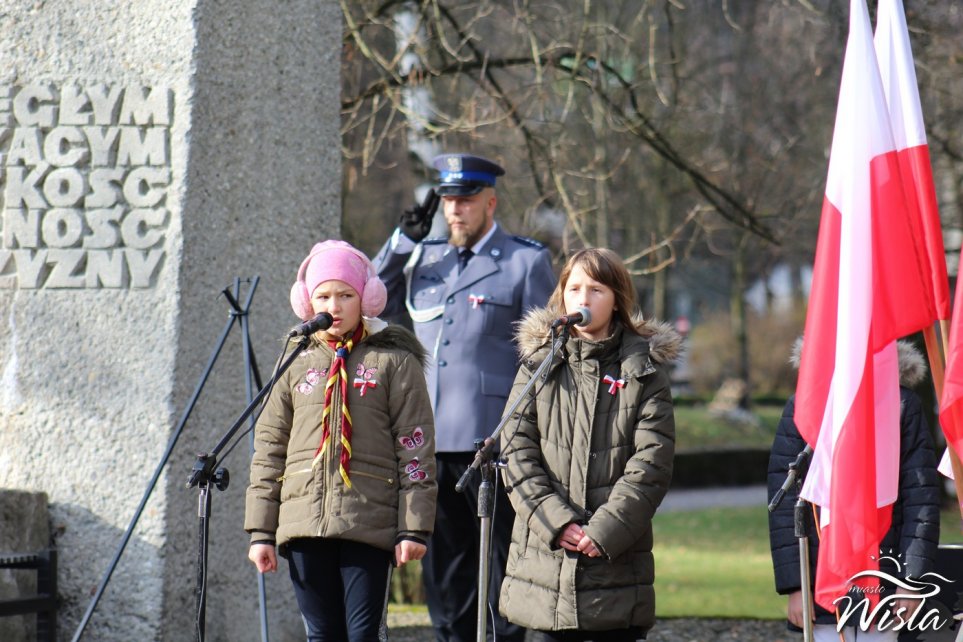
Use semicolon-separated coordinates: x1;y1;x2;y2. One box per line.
515;307;683;366
789;337;927;388
294;317;429;368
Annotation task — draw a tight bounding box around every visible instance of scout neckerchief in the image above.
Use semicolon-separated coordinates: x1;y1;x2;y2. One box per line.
313;323;365;487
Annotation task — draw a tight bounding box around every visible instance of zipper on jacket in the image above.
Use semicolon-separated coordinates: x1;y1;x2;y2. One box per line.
275;467;311;483
351;469;395;485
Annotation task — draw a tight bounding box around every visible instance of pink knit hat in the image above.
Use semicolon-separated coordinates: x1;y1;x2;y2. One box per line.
290;240;388;320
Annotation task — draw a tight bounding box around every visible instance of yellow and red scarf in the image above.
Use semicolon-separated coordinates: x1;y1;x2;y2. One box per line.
313;323;365;487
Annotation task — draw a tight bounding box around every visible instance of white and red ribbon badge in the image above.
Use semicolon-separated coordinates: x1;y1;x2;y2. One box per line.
353;363;378;396
603;374;625;395
468;294;486;309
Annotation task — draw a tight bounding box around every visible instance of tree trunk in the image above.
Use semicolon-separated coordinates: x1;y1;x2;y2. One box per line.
731;233;751;409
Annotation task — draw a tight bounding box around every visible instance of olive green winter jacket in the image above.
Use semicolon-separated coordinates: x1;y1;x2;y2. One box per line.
244;318;437;553
498;309;679;633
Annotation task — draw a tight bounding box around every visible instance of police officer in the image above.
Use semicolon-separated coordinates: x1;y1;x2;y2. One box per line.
374;153;555;642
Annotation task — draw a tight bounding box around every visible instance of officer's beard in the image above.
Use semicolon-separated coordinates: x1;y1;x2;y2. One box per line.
448;218;491;249
448;227;472;248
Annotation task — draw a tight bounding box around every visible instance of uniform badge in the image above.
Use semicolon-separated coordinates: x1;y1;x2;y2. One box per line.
446;156;462;171
603;375;626;395
468;293;487;309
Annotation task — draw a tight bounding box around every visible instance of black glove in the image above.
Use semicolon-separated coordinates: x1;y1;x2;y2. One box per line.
399;188;440;243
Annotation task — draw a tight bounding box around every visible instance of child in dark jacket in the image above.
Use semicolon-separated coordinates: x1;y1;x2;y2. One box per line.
768;340;940;642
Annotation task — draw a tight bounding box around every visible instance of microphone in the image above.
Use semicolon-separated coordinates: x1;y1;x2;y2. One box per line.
289;312;334;337
551;307;592;329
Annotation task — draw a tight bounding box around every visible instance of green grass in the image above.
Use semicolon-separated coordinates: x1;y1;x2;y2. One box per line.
387;602;429;615
941;506;963;544
653;506;783;618
652;505;963;619
673;404;783;451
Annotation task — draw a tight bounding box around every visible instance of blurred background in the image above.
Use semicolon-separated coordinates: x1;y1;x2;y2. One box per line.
336;1;963;626
339;0;963;428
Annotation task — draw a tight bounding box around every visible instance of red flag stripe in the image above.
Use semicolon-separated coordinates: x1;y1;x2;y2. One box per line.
940;267;963;465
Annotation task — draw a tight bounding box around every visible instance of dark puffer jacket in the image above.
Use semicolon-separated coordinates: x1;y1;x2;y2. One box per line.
498;309;680;634
767;340;940;627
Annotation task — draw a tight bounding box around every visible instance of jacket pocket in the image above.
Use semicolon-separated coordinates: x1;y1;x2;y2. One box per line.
481;371;513;399
479;296;514;336
351;469;395;486
349;460;400;513
278;467;312;502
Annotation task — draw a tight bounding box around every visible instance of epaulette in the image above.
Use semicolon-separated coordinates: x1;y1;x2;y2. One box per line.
511;235;545;249
422;236;448;245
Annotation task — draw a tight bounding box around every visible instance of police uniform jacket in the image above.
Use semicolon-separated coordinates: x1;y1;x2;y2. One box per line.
374;224;555;452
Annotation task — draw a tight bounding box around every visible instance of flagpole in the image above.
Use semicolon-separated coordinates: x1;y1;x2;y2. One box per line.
940;319;951;358
922;324;963;516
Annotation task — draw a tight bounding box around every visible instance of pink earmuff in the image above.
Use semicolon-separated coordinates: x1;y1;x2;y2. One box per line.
289;242;387;321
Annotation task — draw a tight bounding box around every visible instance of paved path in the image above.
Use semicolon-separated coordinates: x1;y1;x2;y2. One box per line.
661;483;768;512
386;615;790;641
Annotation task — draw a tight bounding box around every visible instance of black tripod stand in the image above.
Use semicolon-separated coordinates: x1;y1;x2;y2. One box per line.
455;324;572;642
70;278;270;642
185;306;318;642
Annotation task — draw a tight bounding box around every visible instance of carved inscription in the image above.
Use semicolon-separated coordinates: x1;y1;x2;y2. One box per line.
0;83;173;289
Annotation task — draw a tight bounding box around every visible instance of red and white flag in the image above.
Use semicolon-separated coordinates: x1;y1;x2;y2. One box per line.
794;0;936;612
875;0;950;320
878;0;962;486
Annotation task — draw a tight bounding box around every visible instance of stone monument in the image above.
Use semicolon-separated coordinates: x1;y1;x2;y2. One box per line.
0;1;342;639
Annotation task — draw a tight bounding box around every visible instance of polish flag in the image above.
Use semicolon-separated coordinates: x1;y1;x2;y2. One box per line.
794;0;936;612
876;0;963;481
875;0;950;320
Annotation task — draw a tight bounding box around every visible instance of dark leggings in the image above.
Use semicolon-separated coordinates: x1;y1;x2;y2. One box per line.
533;627;646;642
285;538;392;642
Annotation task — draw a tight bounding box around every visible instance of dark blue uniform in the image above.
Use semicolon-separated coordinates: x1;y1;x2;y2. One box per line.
374;219;554;641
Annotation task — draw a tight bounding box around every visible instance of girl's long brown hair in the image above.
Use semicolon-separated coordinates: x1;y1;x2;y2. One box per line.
547;248;640;336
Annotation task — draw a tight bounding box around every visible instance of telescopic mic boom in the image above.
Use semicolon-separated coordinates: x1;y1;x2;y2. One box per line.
551;307;592;328
289;312;334;337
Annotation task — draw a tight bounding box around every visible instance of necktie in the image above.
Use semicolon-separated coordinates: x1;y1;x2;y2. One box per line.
458;249;474;274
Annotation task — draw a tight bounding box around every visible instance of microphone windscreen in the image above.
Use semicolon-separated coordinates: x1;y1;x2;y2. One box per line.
576;306;592;327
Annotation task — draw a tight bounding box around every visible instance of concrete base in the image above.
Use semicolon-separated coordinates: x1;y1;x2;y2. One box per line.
0;1;343;639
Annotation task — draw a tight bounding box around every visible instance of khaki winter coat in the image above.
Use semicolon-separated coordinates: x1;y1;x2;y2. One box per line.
498;310;679;633
244;318;437;553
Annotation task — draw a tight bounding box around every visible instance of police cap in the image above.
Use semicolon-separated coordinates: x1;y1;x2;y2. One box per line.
433;154;506;196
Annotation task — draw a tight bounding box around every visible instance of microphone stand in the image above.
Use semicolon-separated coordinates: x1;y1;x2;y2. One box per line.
455;324;572;642
70;278;269;642
185;332;312;642
768;444;815;642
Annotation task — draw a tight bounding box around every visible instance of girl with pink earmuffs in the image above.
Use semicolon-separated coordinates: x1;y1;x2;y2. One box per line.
244;240;437;642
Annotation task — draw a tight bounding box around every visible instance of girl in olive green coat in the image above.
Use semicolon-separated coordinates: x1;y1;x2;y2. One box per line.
499;248;679;642
245;240;436;642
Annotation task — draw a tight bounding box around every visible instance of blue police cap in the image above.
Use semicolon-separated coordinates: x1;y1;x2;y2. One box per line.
433;154;506;196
